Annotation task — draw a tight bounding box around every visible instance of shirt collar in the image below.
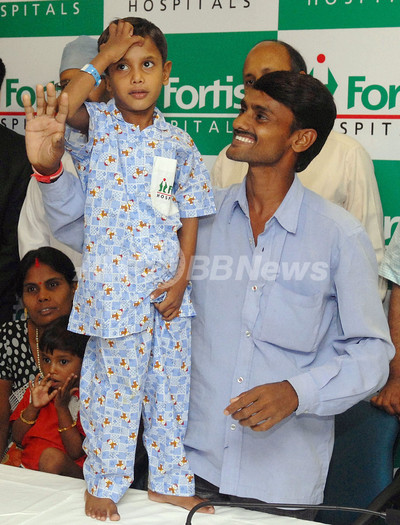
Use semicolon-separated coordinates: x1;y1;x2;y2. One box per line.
229;177;250;221
108;100;170;132
228;174;305;234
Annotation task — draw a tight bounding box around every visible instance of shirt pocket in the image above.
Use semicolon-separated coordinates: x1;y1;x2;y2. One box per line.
150;156;179;216
257;282;324;353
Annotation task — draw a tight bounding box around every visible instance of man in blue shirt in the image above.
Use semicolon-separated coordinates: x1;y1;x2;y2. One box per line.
184;71;394;519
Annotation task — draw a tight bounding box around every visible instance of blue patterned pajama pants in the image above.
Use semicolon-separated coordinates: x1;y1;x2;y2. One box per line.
79;309;194;503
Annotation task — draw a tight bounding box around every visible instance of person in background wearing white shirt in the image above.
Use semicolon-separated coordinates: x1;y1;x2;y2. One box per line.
18;35;108;272
212;40;386;300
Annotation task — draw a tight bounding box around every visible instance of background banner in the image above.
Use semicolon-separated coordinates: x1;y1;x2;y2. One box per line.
1;0;399;240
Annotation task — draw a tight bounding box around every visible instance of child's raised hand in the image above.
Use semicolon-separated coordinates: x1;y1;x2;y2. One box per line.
100;19;145;65
23;83;67;174
29;373;58;409
54;373;79;410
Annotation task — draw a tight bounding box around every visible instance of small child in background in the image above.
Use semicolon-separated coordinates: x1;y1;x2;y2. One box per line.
10;315;89;478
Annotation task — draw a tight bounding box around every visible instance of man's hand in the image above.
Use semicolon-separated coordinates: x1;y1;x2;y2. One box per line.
224;381;299;432
372;283;400;417
23;83;67;174
371;378;400;416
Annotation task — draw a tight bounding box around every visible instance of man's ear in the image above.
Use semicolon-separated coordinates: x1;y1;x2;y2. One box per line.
291;129;317;153
163;61;172;85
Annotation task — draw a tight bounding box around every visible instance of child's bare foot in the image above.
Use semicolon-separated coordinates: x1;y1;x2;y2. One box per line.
84;490;120;521
148;489;214;514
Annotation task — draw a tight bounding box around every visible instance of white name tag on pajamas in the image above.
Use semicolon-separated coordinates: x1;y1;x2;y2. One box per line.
151;156;179;216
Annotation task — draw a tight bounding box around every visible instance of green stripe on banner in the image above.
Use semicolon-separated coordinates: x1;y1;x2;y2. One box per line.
374;160;400;243
0;1;103;37
278;0;400;30
160;30;277;155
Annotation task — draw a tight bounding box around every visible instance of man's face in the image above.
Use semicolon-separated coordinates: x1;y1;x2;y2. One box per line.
243;42;292;92
226;88;296;167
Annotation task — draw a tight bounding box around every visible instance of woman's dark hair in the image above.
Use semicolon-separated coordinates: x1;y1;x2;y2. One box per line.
39;315;88;359
17;247;76;297
98;17;168;65
253;71;337;172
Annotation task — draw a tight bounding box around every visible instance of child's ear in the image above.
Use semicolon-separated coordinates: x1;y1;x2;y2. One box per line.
105;75;114;96
162;61;172;86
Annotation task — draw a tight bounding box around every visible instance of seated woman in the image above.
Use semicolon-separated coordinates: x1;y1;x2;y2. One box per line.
0;247;76;459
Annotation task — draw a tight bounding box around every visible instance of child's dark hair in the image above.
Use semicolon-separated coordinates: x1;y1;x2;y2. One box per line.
98;17;168;64
39;315;89;360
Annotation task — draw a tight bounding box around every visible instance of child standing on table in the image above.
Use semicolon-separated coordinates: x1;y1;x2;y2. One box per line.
24;16;215;521
10;315;88;478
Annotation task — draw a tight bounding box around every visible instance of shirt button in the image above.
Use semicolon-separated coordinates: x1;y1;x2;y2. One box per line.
237;377;243;383
252;285;257;291
245;330;251;337
230;424;236;431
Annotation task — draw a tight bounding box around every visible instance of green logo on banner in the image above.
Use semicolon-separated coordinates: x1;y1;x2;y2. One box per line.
374;160;400;242
0;1;103;37
309;54;338;95
159;31;277;156
279;0;400;30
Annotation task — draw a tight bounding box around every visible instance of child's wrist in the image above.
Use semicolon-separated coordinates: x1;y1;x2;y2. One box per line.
94;49;116;70
80;64;102;87
55;404;71;415
31;162;63;183
58;420;77;433
173;275;189;289
20;407;39;425
28;402;40;412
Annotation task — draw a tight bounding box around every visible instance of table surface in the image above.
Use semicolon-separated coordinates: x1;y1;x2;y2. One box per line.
0;464;318;525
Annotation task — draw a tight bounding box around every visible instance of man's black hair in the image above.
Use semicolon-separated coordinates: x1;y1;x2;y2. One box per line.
0;59;5;91
254;71;336;172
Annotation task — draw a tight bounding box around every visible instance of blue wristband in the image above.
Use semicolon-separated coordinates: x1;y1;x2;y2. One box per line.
80;63;102;87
